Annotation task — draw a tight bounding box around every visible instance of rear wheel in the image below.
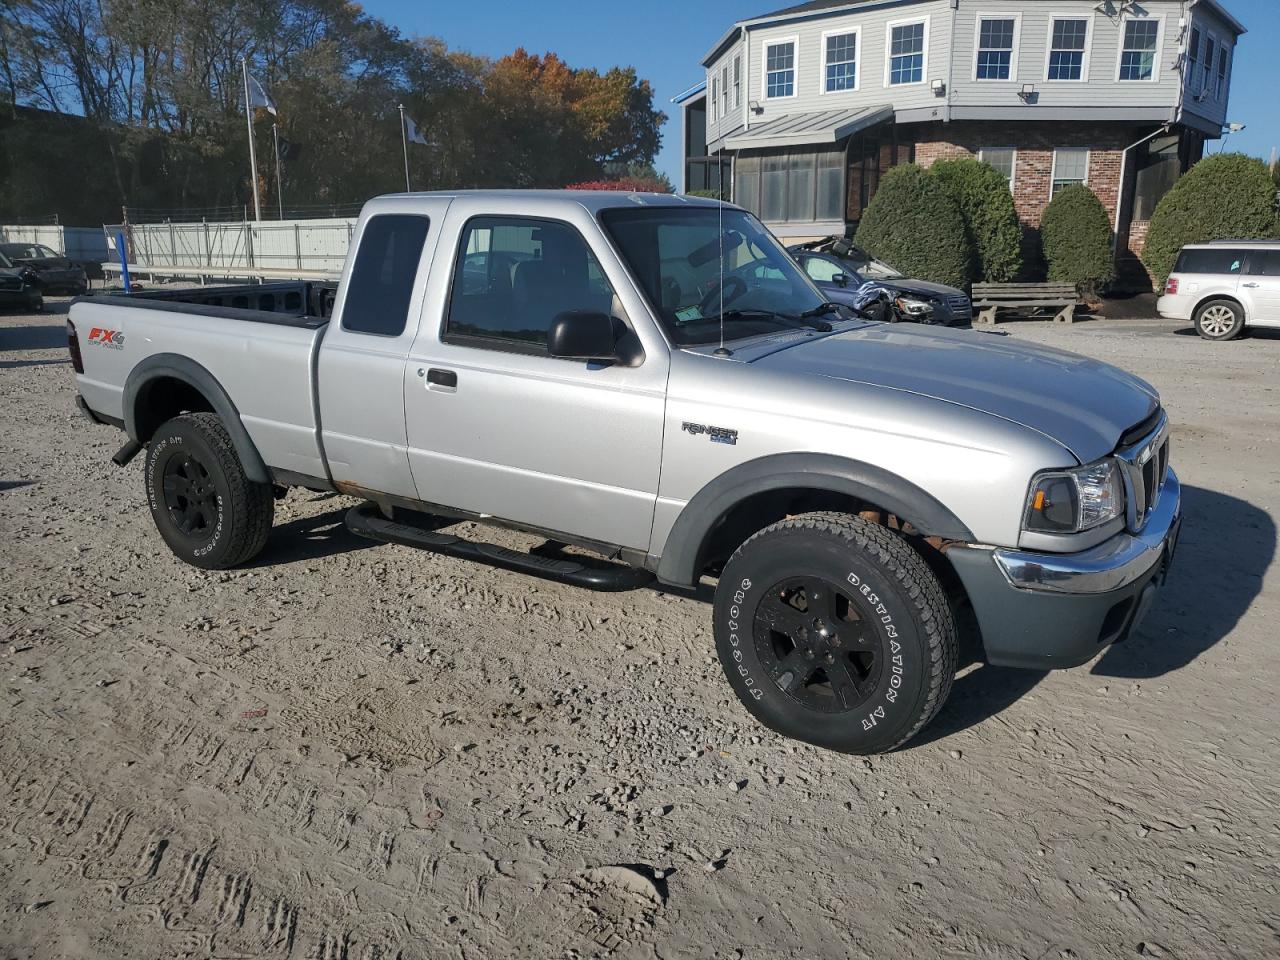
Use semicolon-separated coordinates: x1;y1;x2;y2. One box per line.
713;512;957;754
144;413;274;569
1194;299;1245;341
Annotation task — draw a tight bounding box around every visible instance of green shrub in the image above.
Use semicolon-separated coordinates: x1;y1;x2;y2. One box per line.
929;157;1022;282
1040;185;1115;292
854;164;972;288
1142;153;1279;285
686;188;727;200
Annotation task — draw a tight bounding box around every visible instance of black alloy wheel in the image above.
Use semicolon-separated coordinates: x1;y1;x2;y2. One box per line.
162;452;219;540
754;575;881;714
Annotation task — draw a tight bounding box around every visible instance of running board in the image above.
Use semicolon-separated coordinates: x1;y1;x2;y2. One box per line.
344;502;653;592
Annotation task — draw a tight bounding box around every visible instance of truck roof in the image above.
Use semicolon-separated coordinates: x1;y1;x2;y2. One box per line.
364;189;730;215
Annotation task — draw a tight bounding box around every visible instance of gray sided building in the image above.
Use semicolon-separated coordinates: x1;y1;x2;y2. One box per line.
677;0;1245;284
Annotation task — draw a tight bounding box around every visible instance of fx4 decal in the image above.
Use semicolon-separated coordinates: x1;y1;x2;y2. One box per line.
87;327;126;349
682;421;738;446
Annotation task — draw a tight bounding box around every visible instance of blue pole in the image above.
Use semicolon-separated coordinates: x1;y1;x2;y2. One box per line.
115;231;132;293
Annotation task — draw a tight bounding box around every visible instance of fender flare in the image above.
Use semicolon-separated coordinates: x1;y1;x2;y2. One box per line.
123;353;271;484
654;452;975;587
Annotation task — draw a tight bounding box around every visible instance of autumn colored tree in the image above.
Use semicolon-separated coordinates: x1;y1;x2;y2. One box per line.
0;2;667;221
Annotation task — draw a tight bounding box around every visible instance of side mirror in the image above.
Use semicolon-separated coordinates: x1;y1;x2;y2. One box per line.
833;273;851;287
548;311;619;362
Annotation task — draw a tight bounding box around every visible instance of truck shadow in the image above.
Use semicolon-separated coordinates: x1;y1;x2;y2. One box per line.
250;504;375;567
910;484;1273;746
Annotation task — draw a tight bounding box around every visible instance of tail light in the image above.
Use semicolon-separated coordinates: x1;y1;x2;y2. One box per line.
1164;276;1179;295
67;320;84;373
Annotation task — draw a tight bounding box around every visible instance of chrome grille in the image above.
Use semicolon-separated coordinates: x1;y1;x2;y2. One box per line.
1115;410;1170;532
948;295;972;317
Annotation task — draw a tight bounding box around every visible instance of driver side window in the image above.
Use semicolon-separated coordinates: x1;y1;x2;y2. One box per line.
803;257;846;283
445;217;616;354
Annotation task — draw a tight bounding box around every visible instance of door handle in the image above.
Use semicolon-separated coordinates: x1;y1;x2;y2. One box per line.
1241;282;1260;288
426;368;457;388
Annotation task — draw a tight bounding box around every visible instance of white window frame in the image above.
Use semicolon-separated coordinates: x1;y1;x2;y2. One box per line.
1201;31;1219;98
1187;24;1202;90
722;64;730;118
1215;43;1230;101
1114;15;1163;83
762;36;800;100
1043;14;1093;83
1050;147;1090;197
820;28;860;94
733;54;742;109
972;13;1021;83
883;16;930;88
979;146;1018;193
709;74;718;122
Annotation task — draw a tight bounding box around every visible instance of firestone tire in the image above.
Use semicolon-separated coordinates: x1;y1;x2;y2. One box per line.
713;512;957;754
144;412;274;570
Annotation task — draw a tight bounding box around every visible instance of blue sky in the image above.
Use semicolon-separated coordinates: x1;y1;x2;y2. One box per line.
361;0;1278;181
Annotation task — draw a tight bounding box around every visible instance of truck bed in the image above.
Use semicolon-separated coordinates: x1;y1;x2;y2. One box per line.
103;280;338;326
72;283;333;482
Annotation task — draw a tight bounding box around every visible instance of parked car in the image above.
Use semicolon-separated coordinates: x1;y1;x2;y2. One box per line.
68;191;1178;755
0;250;43;312
0;242;89;295
788;237;973;326
1157;240;1280;341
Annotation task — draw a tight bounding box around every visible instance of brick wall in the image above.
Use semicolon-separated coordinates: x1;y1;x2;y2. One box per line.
910;120;1162;287
912;120;1144;228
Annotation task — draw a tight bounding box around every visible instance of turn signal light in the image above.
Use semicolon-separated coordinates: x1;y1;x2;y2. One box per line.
1164;276;1179;295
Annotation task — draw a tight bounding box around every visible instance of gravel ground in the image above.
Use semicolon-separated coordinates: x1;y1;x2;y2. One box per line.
1;300;1277;959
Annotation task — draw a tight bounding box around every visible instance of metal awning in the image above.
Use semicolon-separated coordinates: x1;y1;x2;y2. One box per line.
722;104;893;150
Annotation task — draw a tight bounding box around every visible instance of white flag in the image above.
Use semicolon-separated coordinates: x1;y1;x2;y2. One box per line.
404;112;430;146
247;72;277;116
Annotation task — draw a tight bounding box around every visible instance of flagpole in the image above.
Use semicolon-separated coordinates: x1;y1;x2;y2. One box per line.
272;123;285;220
398;103;411;192
242;57;262;221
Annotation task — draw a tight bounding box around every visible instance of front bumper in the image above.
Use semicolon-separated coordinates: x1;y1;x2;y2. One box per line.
949;469;1181;669
0;286;40;307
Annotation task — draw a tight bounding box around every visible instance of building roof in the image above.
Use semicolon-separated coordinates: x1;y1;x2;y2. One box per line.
742;0;1246;34
1192;0;1247;36
749;0;869;19
721;105;893;150
671;80;706;105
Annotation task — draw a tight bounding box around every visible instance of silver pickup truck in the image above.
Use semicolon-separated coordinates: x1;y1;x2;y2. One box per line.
69;191;1180;753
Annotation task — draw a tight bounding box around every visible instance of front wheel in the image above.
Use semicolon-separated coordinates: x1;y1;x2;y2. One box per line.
145;412;274;569
713;513;957;754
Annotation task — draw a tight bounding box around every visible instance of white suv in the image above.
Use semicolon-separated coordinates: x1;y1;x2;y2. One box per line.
1157;240;1280;340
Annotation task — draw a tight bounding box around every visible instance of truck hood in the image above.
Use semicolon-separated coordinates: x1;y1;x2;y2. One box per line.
741;322;1159;463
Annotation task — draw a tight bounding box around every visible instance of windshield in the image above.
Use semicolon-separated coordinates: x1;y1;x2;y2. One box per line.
600;206;829;346
0;243;58;260
837;248;903;280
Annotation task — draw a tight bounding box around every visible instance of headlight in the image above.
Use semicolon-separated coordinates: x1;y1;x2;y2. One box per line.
894;295;933;317
1024;459;1123;534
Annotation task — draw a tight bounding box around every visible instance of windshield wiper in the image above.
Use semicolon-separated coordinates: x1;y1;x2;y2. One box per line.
797;301;850;321
718;308;832;333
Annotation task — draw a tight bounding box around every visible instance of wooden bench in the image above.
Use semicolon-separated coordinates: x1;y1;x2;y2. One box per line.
971;282;1079;325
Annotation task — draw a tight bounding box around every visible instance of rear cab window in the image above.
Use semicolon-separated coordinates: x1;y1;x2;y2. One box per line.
342;214;432;336
1173;248;1244;275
